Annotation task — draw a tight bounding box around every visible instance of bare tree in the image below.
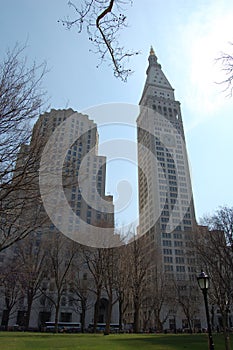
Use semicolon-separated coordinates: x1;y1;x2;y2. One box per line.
15;233;47;329
101;247;119;334
59;0;139;81
82;246;104;332
69;260;93;333
115;244;131;330
201;206;233;253
150;265;174;332
209;258;232;350
0;257;23;329
195;222;233;350
127;235;152;333
174;279;200;333
0;43;48;252
217;43;233;96
41;233;78;333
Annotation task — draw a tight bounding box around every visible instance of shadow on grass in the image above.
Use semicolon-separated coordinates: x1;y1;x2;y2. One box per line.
109;334;211;350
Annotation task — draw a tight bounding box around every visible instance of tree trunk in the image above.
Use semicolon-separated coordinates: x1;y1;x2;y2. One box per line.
93;291;101;333
222;310;231;350
2;309;10;330
133;306;140;333
187;317;193;334
105;301;112;335
25;293;34;329
118;299;123;331
54;296;61;334
223;331;231;350
154;309;163;332
80;297;87;333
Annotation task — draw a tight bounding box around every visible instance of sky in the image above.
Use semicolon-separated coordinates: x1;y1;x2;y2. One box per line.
1;0;233;227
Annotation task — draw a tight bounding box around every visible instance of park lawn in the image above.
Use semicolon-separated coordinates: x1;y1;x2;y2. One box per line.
0;332;232;350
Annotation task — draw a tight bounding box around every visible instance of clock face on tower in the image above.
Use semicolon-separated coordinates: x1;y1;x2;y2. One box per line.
162;134;176;147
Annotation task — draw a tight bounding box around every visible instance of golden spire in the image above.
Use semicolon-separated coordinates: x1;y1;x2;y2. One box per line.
150;46;155;56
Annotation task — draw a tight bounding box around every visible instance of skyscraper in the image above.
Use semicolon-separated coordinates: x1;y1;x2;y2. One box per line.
35;108;115;247
0;109;117;329
137;48;197;281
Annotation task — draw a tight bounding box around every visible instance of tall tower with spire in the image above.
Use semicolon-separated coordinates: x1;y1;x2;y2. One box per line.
137;48;197;281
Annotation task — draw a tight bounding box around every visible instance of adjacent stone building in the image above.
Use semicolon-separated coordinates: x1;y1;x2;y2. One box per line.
0;109;118;330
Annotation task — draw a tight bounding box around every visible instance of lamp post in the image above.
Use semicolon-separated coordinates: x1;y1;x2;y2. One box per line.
197;271;215;350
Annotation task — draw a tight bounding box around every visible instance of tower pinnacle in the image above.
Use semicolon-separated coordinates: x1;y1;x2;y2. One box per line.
139;47;174;105
150;46;155;56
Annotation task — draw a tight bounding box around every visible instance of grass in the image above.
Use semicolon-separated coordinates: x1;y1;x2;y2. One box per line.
0;332;232;350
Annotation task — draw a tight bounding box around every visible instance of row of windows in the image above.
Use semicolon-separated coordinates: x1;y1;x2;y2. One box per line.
162;232;182;239
164;257;185;263
152;104;178;115
163;240;184;247
164;265;186;272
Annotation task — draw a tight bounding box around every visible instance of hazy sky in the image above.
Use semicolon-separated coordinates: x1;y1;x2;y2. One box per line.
1;0;233;227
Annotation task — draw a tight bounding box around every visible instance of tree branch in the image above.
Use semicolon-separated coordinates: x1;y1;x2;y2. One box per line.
60;0;139;81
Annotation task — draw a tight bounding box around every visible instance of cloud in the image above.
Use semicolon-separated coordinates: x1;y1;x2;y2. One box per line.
177;1;233;129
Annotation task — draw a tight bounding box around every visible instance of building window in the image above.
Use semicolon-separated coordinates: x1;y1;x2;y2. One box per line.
165;265;173;272
163;248;172;254
163;240;172;246
174;233;182;239
164;256;173;263
175;249;184;255
162;232;171;238
176;266;185;272
174;241;183;247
